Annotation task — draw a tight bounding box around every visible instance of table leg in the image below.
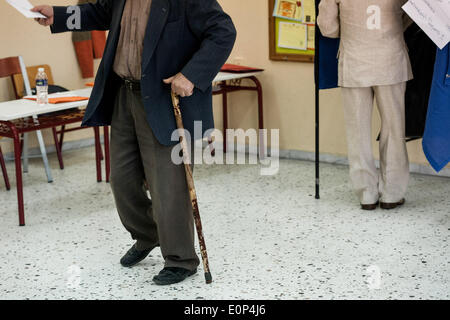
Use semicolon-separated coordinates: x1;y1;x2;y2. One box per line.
222;85;228;153
35;129;53;183
94;127;102;182
249;76;265;159
12;130;25;226
104;126;110;183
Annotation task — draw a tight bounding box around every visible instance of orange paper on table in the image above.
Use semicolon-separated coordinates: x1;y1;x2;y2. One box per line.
85;82;94;87
24;97;89;104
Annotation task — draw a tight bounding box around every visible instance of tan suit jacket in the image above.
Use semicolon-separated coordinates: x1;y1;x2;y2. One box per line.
317;0;413;87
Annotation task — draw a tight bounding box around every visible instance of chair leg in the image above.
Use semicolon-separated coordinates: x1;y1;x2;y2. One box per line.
103;126;110;183
59;125;66;151
0;146;11;191
13;133;25;226
93;127;102;182
52;127;64;170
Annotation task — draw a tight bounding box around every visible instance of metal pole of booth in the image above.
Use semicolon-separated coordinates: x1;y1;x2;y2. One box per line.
314;0;320;200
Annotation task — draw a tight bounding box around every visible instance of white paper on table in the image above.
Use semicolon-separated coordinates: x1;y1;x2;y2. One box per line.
402;0;450;49
6;0;47;18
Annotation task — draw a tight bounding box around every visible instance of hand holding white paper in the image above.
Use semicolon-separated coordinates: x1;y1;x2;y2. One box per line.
6;0;46;18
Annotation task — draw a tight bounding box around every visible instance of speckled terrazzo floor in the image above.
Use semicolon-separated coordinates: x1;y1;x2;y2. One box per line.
0;145;449;300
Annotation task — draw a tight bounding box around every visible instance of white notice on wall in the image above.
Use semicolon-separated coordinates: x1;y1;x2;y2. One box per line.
402;0;450;49
6;0;46;18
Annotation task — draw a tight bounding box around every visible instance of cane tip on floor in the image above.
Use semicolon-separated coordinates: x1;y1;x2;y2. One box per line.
205;272;213;284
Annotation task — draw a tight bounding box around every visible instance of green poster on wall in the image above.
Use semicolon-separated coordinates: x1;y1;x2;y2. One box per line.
275;16;315;56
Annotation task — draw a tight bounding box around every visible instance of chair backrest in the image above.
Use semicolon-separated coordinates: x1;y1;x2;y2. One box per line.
0;57;21;78
12;64;55;98
0;56;32;99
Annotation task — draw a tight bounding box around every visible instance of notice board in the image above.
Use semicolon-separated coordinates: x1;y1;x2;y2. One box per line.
269;0;316;62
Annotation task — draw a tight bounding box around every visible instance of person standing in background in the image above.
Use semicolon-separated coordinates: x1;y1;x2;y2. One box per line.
32;0;236;285
317;0;413;210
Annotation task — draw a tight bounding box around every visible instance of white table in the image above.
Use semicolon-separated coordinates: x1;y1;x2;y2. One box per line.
214;72;262;83
0;88;92;121
0;88;92;183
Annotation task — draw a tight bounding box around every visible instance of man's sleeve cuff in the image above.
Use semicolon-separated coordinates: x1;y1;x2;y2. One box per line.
50;6;70;34
181;65;211;93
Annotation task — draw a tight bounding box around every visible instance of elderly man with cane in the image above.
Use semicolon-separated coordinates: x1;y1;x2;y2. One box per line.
32;0;236;285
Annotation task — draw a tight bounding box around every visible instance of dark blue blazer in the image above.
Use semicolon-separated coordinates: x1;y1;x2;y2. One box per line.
51;0;236;146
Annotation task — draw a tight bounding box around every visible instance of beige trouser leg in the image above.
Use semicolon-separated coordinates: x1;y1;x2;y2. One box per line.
374;83;409;203
342;86;379;204
341;83;409;204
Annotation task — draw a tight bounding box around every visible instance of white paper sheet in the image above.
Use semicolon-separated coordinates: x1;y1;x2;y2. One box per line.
6;0;47;18
402;0;450;49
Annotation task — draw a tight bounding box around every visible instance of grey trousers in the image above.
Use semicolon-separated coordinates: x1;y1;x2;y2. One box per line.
109;85;199;271
341;83;410;204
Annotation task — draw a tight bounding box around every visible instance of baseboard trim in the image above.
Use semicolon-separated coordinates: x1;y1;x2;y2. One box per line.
278;149;450;178
209;142;450;178
2;138;449;178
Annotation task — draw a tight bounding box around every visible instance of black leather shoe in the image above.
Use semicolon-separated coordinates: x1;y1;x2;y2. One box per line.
380;198;405;210
153;267;197;285
361;201;379;211
120;244;155;267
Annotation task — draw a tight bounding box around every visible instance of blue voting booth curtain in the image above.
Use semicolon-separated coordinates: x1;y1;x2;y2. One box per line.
314;0;340;90
315;35;340;89
422;44;450;172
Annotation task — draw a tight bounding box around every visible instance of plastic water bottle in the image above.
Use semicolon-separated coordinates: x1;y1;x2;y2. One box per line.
35;68;48;105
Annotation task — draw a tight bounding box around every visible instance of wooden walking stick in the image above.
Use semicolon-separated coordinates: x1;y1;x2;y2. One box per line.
171;91;212;284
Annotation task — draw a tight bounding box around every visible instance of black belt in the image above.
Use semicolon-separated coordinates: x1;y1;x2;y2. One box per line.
120;77;141;91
